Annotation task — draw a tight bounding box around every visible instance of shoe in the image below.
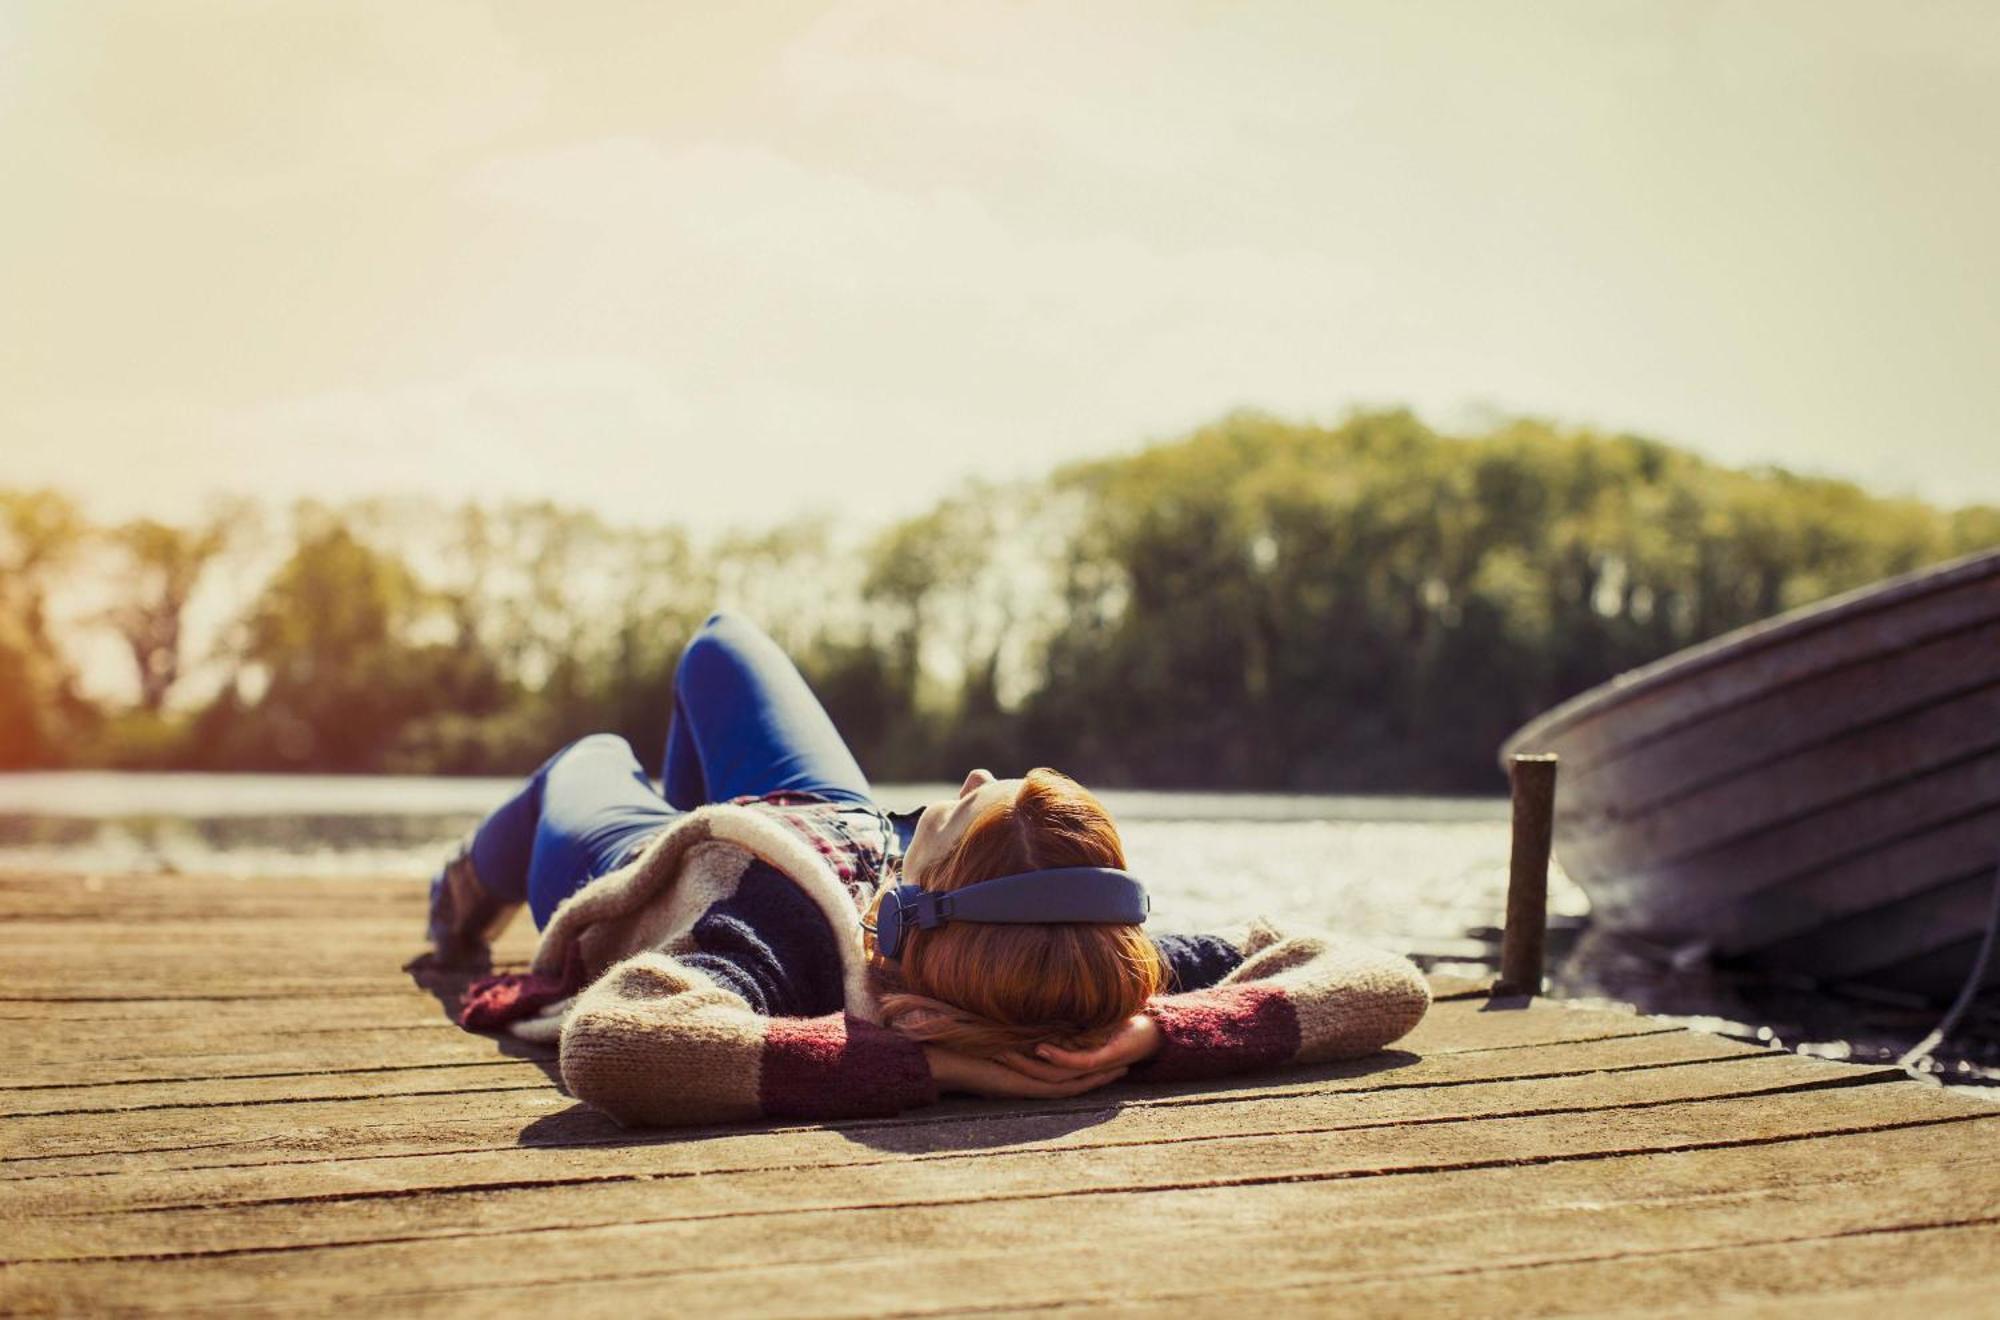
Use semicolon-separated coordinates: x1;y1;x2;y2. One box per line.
426;844;521;966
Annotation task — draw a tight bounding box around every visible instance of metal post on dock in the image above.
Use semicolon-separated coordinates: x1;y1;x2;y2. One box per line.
1496;753;1558;998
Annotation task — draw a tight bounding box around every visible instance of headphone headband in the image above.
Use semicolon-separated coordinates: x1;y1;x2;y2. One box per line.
872;866;1150;960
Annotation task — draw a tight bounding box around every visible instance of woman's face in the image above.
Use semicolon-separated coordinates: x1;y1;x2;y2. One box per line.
901;767;1021;884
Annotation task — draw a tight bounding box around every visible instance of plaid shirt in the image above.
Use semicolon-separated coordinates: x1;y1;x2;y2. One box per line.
726;792;903;905
608;792;904;906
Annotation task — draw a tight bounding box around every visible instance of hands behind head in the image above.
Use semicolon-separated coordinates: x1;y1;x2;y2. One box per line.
922;1013;1162;1100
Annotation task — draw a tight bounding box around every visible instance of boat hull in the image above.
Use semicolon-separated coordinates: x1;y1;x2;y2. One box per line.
1502;548;2000;1000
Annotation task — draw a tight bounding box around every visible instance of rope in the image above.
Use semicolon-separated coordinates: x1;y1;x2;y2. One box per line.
1896;854;2000;1076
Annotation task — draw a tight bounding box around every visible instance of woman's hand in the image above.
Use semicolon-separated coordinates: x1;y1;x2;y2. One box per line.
924;1045;1128;1099
993;1013;1164;1084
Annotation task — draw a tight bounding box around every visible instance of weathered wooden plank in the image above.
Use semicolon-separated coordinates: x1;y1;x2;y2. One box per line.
0;987;1683;1088
0;1082;562;1164
0;1058;559;1118
0;1044;1822;1225
5;869;1994;1318
4;945;420;977
0;876;426;921
5;912;419;935
0;998;1703;1162
7;1067;1986;1262
0;1086;579;1175
164;1219;1997;1319
6;915;441;945
986;1220;2000;1320
0;993;452;1027
4;1117;1994;1311
0;1026;1756;1179
1670;1279;1999;1320
0;976;439;1000
2;1025;473;1082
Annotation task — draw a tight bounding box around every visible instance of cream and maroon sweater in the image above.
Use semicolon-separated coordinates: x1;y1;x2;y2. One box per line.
464;800;1431;1129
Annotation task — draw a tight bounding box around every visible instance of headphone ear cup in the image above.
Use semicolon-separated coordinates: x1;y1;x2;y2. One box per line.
875;889;906;958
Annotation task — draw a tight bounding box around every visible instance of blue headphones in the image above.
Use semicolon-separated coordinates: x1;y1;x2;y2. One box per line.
869;867;1151;960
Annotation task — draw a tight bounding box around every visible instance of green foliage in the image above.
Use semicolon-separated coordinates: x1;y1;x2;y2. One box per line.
0;490;94;767
103;513;232;714
7;412;1995;788
196;510;516;771
1022;411;1994;789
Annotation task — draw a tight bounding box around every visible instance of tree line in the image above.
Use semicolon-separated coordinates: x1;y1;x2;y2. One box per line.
4;410;1994;790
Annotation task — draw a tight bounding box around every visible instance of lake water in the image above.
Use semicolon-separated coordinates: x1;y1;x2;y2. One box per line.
0;772;1564;951
3;771;1991;1090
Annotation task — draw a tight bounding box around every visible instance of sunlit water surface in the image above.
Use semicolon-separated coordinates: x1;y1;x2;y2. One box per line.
0;773;1558;935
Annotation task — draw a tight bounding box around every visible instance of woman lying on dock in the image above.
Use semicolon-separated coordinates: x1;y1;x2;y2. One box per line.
426;611;1430;1127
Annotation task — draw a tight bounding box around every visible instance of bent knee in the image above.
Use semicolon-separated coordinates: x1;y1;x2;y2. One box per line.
553;733;640;769
677;612;767;679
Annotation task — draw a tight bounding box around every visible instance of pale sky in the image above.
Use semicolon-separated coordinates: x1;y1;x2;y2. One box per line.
4;1;1997;532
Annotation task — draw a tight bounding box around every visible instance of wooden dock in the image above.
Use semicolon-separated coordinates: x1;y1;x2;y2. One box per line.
4;872;1997;1315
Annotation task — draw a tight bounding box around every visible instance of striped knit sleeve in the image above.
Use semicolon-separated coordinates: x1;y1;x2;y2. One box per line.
558;951;936;1128
1135;919;1430;1083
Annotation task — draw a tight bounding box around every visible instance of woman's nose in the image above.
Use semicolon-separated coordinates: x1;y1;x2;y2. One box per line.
959;768;995;797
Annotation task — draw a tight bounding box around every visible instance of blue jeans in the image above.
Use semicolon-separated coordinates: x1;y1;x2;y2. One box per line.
466;612;876;929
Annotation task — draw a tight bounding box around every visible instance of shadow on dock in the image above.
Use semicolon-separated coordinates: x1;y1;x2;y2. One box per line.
403;952;565;1089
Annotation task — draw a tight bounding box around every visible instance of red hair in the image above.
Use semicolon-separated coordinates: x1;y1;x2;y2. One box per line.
869;768;1165;1056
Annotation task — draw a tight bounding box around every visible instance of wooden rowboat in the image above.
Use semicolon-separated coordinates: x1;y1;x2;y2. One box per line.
1501;547;2000;1001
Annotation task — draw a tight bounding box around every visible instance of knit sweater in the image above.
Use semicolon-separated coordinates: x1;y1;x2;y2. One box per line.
462;800;1431;1129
